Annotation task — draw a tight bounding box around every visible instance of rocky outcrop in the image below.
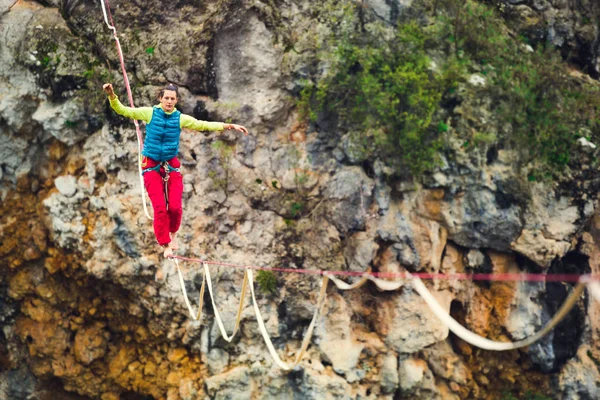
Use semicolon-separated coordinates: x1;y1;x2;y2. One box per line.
1;0;599;399
500;0;600;78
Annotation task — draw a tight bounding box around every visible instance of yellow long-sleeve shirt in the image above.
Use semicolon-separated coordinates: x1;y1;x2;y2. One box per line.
108;95;225;132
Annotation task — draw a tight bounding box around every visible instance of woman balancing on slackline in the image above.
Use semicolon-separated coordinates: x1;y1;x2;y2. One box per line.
102;83;249;258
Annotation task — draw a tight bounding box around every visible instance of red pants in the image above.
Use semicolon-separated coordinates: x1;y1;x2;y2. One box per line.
143;157;183;246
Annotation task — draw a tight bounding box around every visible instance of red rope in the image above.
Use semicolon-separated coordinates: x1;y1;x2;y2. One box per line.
104;0;116;26
102;0;144;150
170;255;597;283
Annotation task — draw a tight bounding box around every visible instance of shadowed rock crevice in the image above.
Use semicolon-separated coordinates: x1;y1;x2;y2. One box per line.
535;251;590;372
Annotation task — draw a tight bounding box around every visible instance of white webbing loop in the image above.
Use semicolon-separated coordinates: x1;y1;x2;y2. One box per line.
247;269;329;370
99;0;116;33
204;262;248;342
326;273;405;291
326;274;368;290
366;275;406;291
326;271;587;351
173;258;205;321
409;274;586;351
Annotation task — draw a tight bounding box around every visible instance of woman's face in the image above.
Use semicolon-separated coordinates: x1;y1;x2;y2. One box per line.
160;90;178;112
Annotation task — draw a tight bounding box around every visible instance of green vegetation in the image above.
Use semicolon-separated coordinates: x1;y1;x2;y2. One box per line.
256;270;277;295
290;202;303;218
300;18;444;176
299;0;600;179
209;140;234;190
501;391;552;400
283;218;295;227
439;0;600;175
41;55;52;68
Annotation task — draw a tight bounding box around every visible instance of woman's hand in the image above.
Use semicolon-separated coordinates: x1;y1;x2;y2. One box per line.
102;83;116;99
225;123;249;135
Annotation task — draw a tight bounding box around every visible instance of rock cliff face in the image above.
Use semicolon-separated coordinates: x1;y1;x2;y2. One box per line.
1;0;600;399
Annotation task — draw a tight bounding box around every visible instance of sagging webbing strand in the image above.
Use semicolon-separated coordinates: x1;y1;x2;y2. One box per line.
169;255;597;369
171;259;329;369
173;259;205;320
204;262;248;342
248;269;329;370
99;0;152;220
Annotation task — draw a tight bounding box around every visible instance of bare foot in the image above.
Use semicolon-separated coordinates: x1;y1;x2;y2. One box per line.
170;232;179;250
163;245;174;258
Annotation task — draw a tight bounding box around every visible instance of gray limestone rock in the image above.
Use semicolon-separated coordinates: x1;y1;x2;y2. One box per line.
318;293;365;374
466;249;486;269
54;175;77;197
205;366;251;400
325;167;374;234
32;99;91;146
0;366;36;400
206;348;230;375
443;188;522;251
1;1;599;399
214;11;288;130
398;356;443;399
43;190;86;250
344;232;378;272
380;353;399;394
365;0;414;22
377;286;452;354
558;349;600;399
289;368;352;399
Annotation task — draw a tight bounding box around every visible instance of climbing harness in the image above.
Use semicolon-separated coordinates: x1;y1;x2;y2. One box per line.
141;162;180;176
142;161;180;209
100;0;152;220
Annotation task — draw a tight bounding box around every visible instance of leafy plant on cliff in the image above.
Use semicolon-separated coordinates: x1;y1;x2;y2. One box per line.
501;391;552;400
300;14;445;177
436;0;600;174
256;270;277;295
299;0;600;179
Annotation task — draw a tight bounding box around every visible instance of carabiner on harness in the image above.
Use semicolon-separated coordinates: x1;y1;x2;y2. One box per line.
141;161;181;210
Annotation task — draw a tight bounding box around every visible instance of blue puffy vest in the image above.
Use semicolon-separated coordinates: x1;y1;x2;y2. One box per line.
142;106;182;162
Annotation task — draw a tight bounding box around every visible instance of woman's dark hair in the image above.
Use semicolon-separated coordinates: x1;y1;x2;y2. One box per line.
157;83;179;99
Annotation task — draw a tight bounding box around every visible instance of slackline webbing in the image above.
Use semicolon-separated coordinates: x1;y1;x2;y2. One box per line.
169;255;598;368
